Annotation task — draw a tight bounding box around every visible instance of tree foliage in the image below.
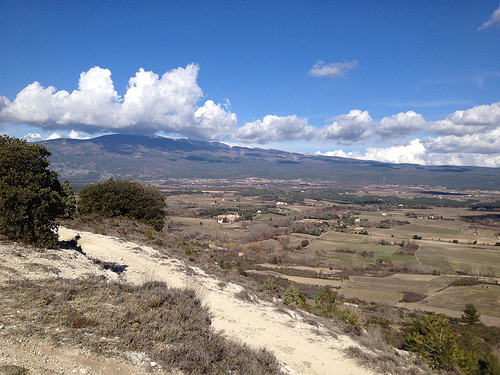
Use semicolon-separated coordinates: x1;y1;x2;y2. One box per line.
315;285;337;317
403;315;459;370
0;135;64;248
403;313;500;374
283;284;302;306
462;303;481;325
78;178;166;230
61;180;77;219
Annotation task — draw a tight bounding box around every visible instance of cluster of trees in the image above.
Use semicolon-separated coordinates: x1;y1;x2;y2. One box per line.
403;306;500;374
0;135;166;248
78;178;166;230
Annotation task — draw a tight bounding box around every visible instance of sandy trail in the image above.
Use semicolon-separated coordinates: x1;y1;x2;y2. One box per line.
59;227;375;375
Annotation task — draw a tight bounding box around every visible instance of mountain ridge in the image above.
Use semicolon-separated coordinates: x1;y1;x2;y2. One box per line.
38;134;500;190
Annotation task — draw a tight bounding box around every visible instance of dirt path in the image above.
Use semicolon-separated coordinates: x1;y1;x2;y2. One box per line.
59;227;375;375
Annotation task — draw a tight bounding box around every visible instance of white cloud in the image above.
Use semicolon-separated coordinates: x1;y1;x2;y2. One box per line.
318;109;373;144
377;111;427;138
24;130;90;142
0;64;236;141
2;64;500;168
23;133;45;142
233;115;314;144
432;101;500;135
317;139;427;165
308;60;358;78
317;133;500;168
478;4;500;30
425;128;500;154
192;100;237;140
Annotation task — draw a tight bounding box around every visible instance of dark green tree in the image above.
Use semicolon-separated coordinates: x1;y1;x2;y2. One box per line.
462;303;481;325
315;285;337;317
61;180;77;218
0;135;64;248
403;315;459;370
78;178;166;230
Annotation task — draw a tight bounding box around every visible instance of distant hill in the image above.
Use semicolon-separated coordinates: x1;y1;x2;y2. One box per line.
39;134;500;190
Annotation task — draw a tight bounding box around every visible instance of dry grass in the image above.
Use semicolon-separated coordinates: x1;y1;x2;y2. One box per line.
0;276;284;374
0;365;29;375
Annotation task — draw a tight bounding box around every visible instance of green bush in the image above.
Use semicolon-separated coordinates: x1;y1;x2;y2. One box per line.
78;178;166;230
261;277;277;292
0;135;65;248
283;284;301;306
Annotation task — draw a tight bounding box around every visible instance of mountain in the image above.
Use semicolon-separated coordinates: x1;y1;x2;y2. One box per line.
39;134;500;190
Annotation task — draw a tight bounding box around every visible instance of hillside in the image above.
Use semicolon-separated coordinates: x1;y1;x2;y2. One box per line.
0;228;405;375
39;134;500;190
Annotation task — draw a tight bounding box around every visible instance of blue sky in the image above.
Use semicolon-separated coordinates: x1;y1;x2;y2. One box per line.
1;1;499;167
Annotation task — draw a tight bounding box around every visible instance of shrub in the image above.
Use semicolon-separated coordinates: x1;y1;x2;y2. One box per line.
337;309;359;326
0;135;65;248
314;285;336;317
261;277;277;292
283;284;301;306
78;178;166;230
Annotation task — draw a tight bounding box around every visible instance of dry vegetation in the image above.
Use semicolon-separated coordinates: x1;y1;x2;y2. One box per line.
2;184;500;374
0;276;282;374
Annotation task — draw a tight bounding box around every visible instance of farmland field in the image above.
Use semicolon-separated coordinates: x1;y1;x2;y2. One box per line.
161;189;500;329
396;223;462;236
444;244;500;275
416;245;456;274
343;274;458;295
404;284;500;324
339;287;403;305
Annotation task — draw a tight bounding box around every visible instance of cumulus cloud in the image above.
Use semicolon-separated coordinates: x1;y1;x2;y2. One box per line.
2;63;500;168
425;128;500;154
0;64;236;141
317;139;427;165
377;111;427;138
318;135;500;167
233;115;314;144
432;102;500;135
314;102;500;167
478;4;500;30
308;60;358;78
318;109;373;144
